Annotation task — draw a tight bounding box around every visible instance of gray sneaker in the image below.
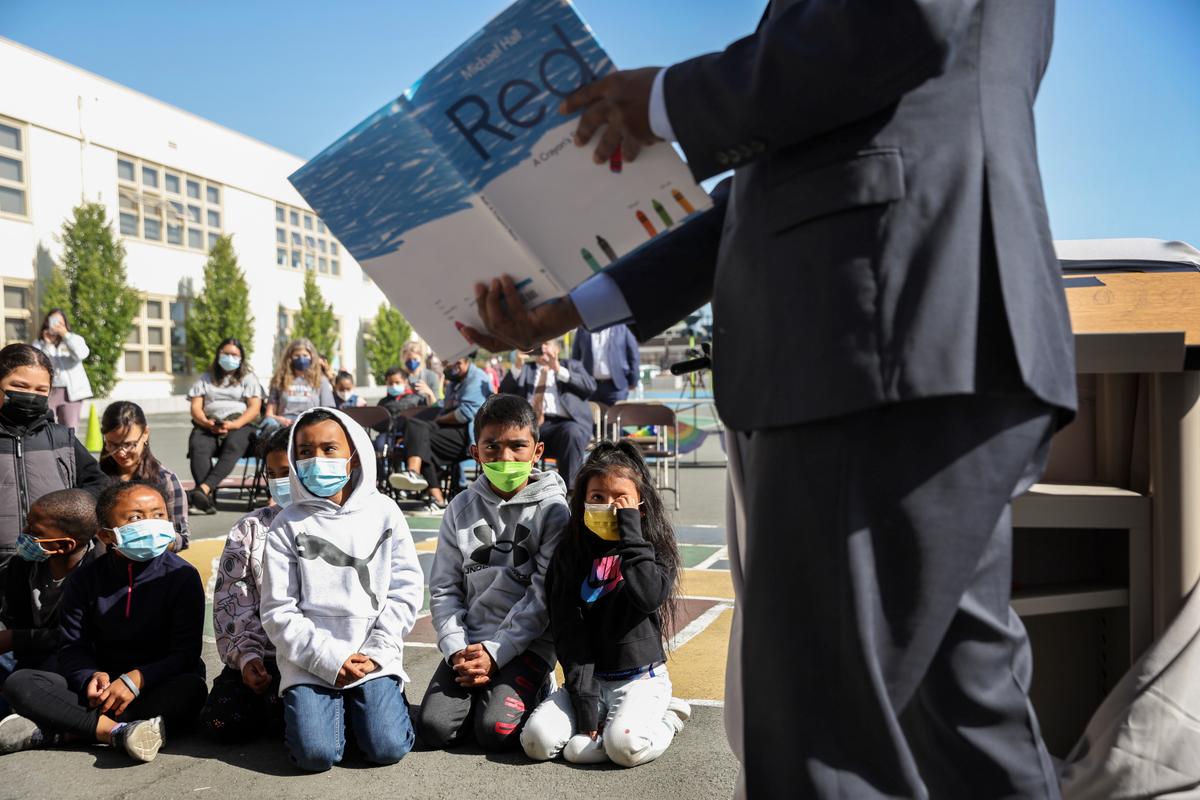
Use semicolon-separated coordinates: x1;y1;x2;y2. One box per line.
111;716;165;762
388;470;428;492
0;714;40;754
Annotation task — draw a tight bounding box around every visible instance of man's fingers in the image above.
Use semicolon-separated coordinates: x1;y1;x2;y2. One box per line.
485;278;508;331
559;76;610;115
499;275;526;323
593;120;625;165
573;101;611;147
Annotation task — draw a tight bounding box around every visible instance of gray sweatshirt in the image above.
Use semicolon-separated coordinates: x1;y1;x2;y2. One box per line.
261;407;423;692
429;469;569;669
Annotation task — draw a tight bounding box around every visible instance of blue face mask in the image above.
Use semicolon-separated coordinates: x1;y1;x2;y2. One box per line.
16;533;51;562
268;476;292;508
218;353;242;371
386;384;406;397
405;358;421;372
292;356;312;372
109;518;175;562
296;456;353;497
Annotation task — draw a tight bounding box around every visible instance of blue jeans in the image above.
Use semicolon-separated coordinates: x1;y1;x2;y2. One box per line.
283;676;414;772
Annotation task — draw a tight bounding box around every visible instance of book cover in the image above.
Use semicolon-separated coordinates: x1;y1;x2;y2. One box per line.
290;0;710;359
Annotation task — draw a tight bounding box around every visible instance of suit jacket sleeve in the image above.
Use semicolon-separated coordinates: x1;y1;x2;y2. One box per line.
604;181;729;342
665;0;977;180
570;333;584;364
560;361;597;400
622;328;641;387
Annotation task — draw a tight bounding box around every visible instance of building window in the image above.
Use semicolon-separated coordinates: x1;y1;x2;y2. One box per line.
1;280;33;345
117;154;223;252
276;306;343;366
0;116;30;219
275;202;344;278
125;294;183;374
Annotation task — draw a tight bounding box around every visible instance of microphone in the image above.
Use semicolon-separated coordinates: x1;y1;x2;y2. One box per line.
669;342;712;375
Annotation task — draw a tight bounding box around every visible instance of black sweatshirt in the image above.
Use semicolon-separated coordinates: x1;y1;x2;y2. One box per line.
0;543;101;670
546;508;675;731
57;548;205;692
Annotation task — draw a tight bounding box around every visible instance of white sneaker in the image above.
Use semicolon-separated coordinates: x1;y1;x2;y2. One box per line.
666;697;692;732
388;470;428;492
112;716;165;762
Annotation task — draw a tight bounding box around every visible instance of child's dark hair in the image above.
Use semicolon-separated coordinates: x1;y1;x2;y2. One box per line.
564;440;681;643
384;365;404;381
99;401;164;483
210;337;247;383
96;479;171;528
335;370;354;384
30;488;98;541
0;343;53;383
473;394;538;443
257;425;291;460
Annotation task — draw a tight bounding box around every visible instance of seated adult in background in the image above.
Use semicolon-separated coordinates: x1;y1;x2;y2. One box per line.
262;338;335;431
0;343;106;569
100;401;190;551
32;308;92;432
402;341;442;401
501;339;596;486
186;338;263;515
571;323;640;406
388;353;492;508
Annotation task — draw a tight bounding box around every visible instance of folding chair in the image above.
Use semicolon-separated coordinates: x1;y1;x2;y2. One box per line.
210;430;265;511
342;406;394;493
588;401;610;448
608;401;681;510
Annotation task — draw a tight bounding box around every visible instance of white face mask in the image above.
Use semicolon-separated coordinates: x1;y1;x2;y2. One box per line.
336;390;353;401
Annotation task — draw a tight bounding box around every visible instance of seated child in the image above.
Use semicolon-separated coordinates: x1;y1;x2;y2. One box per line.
0;490;102;715
521;441;691;767
416;394;568;751
199;427;292;742
333;370;365;410
373;365;438;472
0;480;206;762
260;408;422;772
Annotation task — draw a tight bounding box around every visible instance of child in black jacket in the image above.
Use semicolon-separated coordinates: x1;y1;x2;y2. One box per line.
0;480;205;762
521;441;691;767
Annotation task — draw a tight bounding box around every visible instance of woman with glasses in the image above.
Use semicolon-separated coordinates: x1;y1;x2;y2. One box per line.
99;401;189;551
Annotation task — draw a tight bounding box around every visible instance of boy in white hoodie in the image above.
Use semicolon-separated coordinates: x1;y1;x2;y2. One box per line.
417;394;569;751
261;408;423;772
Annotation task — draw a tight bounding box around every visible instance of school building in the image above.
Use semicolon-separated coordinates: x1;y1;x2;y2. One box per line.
0;36;392;408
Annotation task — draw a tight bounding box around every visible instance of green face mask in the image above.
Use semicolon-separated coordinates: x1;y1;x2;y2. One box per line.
482;460;533;493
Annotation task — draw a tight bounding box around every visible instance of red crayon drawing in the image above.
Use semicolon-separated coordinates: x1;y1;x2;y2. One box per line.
636;209;657;238
609;145;623;174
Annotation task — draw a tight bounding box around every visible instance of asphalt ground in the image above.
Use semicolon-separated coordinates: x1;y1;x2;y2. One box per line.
3;410;739;799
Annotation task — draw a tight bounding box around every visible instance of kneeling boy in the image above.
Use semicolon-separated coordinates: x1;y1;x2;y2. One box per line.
417;394;568;751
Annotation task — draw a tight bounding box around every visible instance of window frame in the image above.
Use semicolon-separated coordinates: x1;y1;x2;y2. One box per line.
275;201;344;279
123;293;183;376
0;115;31;221
0;279;34;347
116;153;223;253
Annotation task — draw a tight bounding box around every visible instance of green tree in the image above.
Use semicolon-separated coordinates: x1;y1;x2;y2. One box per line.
52;203;141;398
38;266;71;321
292;270;338;358
185;235;255;370
363;303;413;384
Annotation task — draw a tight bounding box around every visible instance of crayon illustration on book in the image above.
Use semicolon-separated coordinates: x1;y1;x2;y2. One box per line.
289;0;709;359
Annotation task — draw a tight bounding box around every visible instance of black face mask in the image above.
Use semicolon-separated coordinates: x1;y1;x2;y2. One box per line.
446;365;464;382
1;390;49;426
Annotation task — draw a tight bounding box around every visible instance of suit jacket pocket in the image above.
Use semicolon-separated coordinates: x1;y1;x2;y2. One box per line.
767;148;905;234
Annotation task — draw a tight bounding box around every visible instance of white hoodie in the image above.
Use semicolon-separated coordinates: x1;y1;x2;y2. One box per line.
429;468;568;670
261;407;423;692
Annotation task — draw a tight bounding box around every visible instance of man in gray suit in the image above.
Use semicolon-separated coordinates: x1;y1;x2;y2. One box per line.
463;1;1076;797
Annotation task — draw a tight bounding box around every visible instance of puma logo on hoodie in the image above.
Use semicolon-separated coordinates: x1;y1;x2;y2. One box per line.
297;528;392;610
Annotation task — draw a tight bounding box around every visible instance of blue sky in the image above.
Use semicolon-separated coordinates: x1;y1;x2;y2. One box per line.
2;0;1197;247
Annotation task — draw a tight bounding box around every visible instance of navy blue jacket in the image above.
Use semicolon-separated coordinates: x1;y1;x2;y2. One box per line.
571;325;640;393
57;549;205;692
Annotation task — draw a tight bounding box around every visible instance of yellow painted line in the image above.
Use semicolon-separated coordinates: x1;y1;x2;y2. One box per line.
415;538;439;554
181;538;225;592
681;568;735;601
666;606;733;702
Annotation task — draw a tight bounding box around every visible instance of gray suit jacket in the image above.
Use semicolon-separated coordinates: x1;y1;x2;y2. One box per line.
607;0;1076;430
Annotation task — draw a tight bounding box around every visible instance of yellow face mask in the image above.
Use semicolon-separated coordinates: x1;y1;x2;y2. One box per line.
583;503;620;541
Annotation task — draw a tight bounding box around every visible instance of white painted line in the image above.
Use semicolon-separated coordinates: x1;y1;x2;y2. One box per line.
683;698;725;708
405;641;439;649
694;546;728;570
688;524;721;529
682;594;736;603
668;602;733;651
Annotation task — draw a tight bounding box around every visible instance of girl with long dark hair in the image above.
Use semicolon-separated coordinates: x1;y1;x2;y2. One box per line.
99;401;189;551
520;440;690;767
185;337;264;513
32;308;92;431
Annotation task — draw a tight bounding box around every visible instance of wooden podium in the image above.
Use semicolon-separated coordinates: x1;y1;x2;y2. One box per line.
1013;266;1200;753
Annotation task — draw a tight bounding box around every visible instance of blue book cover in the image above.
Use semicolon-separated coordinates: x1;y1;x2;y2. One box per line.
290;0;709;359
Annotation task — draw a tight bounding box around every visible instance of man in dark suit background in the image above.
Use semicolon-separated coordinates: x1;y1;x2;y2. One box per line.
570;323;641;406
500;339;596;487
465;2;1076;797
